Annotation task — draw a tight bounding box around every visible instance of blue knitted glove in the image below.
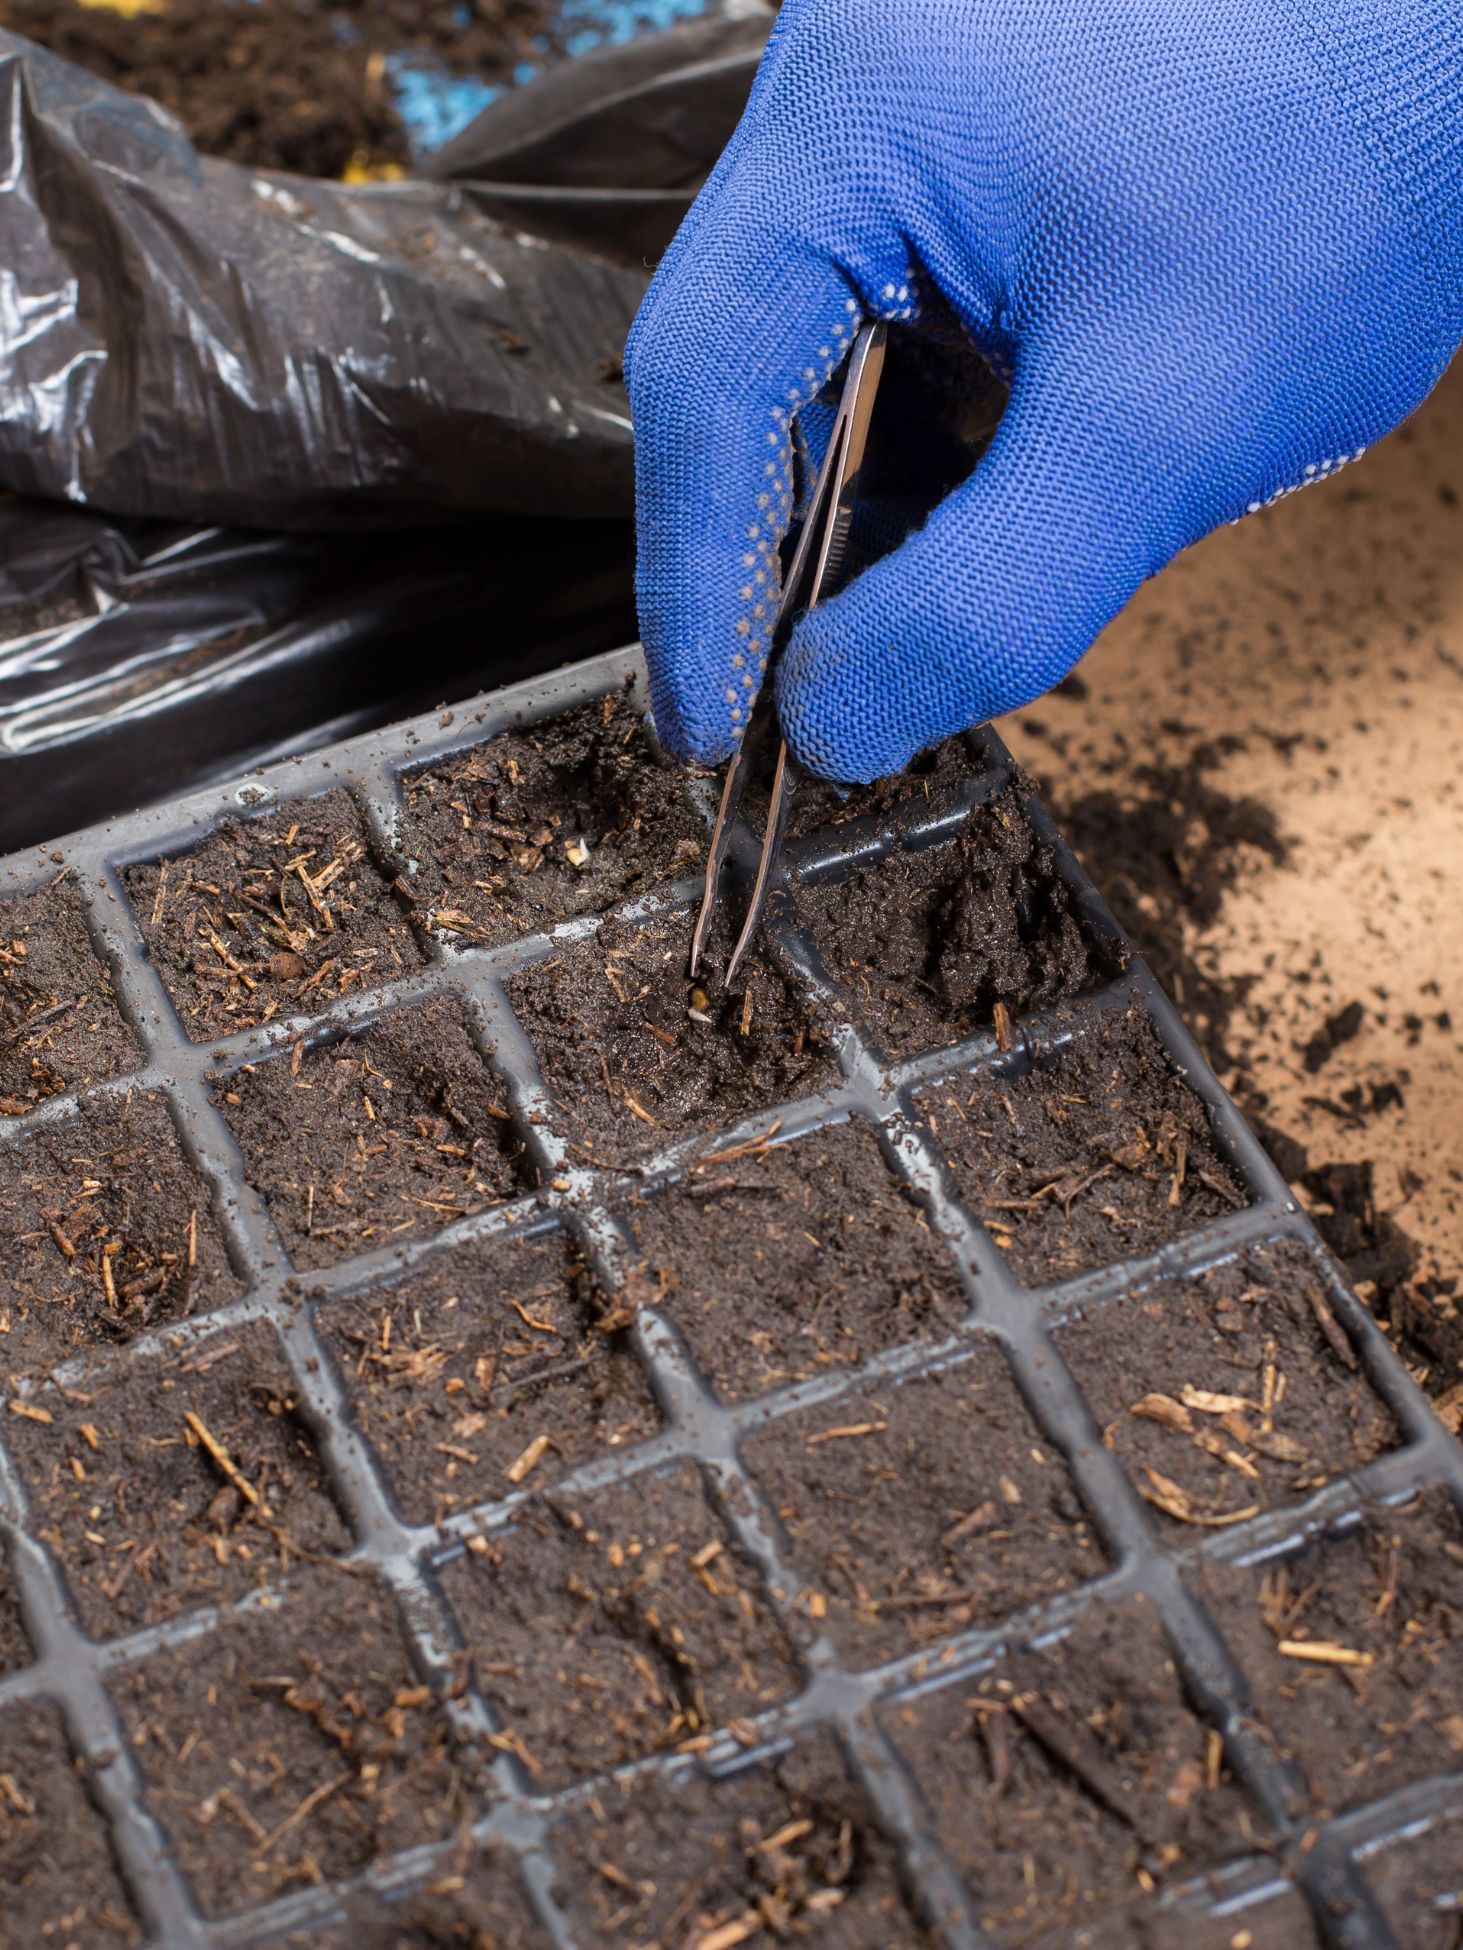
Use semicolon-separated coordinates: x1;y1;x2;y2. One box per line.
626;0;1463;781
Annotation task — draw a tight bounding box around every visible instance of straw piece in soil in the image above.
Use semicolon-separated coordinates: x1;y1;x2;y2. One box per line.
440;1462;800;1790
316;1228;660;1527
550;1730;934;1946
742;1351;1106;1667
881;1594;1266;1946
0;875;140;1112
0;1699;140;1945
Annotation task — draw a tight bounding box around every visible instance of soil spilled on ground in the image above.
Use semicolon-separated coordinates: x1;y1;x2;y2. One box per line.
0;0;550;177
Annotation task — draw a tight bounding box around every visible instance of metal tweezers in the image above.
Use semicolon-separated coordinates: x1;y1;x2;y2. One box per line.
689;319;888;984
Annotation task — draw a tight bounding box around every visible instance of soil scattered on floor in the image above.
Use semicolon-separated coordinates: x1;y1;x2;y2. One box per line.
0;0;550;178
552;1732;933;1946
399;686;706;949
1055;1238;1398;1532
507;906;833;1170
441;1462;800;1788
0;875;140;1113
881;1594;1264;1946
0;1091;242;1368
0;1699;140;1946
8;1323;347;1640
923;1014;1249;1287
623;1117;966;1400
797;779;1114;1056
124;790;420;1043
216;996;529;1269
114;1562;472;1916
1363;1805;1463;1950
743;1352;1106;1667
1196;1490;1463;1816
316;1228;660;1526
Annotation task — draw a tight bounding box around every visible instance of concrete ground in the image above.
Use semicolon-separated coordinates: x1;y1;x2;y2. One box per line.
998;357;1463;1399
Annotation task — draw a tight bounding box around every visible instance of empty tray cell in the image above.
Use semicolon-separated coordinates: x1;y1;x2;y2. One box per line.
0;874;140;1113
1054;1240;1398;1534
247;1845;552;1948
550;1730;932;1946
0;1091;242;1368
623;1119;967;1401
1362;1805;1463;1950
741;1351;1106;1667
397;686;706;947
1194;1490;1463;1816
506;909;834;1170
1061;1885;1322;1949
922;1013;1248;1286
7;1323;349;1640
112;1563;472;1917
123;789;421;1042
787;728;978;838
797;781;1111;1058
0;1698;140;1946
215;996;529;1269
316;1229;661;1527
439;1462;800;1790
881;1594;1264;1946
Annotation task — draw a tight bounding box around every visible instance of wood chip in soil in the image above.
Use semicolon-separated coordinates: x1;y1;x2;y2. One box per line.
440;1462;800;1790
111;1563;474;1917
124;789;421;1043
795;779;1115;1058
0;1091;242;1368
7;1322;348;1640
215;996;529;1270
316;1229;660;1526
1361;1803;1463;1950
506;907;834;1171
742;1352;1106;1667
247;1845;552;1949
881;1594;1266;1946
623;1118;966;1401
551;1730;934;1946
398;685;705;949
1055;1238;1398;1532
1193;1488;1463;1816
0;875;140;1112
0;1698;140;1945
922;1011;1248;1286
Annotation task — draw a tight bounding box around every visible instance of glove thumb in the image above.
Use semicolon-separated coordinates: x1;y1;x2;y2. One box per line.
775;353;1177;782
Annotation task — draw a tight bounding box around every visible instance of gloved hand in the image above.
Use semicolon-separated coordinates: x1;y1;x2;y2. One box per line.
626;0;1463;781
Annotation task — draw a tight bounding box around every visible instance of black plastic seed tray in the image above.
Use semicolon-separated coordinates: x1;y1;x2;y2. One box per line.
0;644;1460;1950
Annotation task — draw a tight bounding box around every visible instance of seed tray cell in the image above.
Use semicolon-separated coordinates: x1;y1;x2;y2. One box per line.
0;643;1460;1949
0;872;142;1111
315;1226;661;1528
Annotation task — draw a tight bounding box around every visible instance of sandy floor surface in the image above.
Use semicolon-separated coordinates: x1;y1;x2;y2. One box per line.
999;359;1463;1399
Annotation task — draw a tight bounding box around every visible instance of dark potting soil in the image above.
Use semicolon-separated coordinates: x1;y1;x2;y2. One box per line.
0;1545;27;1678
786;728;978;839
1363;1805;1463;1950
1194;1490;1463;1816
215;996;529;1269
622;1117;966;1401
551;1731;933;1946
742;1352;1106;1668
922;1013;1249;1287
0;1699;140;1946
440;1461;800;1790
316;1228;660;1526
0;1091;242;1369
124;789;421;1043
1060;1886;1323;1950
507;906;834;1170
1054;1239;1398;1533
0;0;549;179
256;1848;552;1948
797;782;1114;1058
113;1562;472;1916
7;1323;348;1640
880;1595;1265;1947
0;875;140;1114
398;687;706;949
